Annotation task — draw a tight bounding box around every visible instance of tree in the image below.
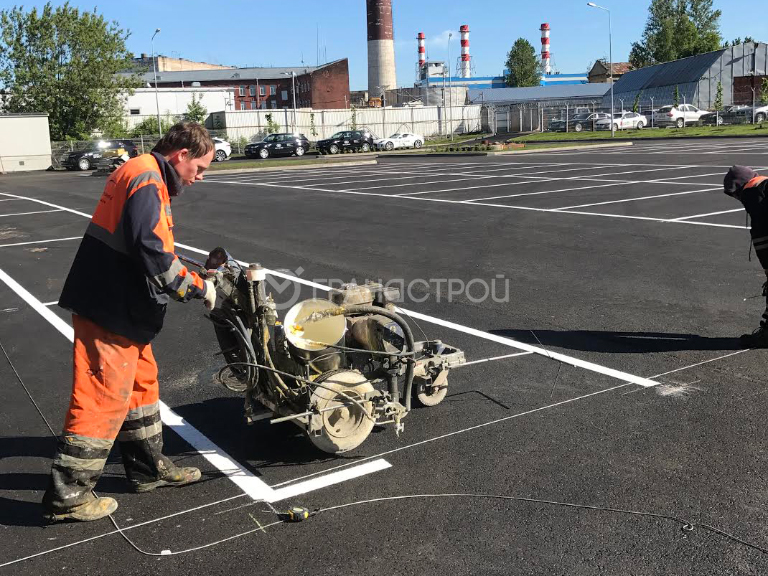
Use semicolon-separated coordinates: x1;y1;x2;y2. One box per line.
185;93;207;124
130;115;176;138
673;85;680;106
713;81;723;111
0;3;139;140
350;106;358;130
632;92;642;112
264;113;280;134
761;78;768;106
629;0;722;68
309;112;318;137
504;38;543;87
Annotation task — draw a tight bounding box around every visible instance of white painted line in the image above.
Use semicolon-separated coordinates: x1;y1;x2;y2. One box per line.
42;301;58;307
0;236;81;249
267;459;392;503
469;181;620;202
669;208;743;221
0;192;91;218
457;351;534;367
0;268;74;340
554;186;722;210
0;209;63;218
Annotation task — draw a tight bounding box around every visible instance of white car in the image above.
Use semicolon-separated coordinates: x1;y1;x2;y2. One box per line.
595;111;646;131
375;132;424;151
213;137;231;162
754;105;768;124
653;104;710;128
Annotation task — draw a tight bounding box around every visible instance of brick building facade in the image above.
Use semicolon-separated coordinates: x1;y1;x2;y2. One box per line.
124;59;350;111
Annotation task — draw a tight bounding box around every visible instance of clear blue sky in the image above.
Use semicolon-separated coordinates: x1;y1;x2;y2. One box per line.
3;0;764;90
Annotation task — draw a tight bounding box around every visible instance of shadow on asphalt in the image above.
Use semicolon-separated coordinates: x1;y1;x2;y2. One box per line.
489;329;743;353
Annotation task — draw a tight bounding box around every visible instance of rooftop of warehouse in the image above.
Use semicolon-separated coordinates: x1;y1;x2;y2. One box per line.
118;59;347;83
468;83;611;104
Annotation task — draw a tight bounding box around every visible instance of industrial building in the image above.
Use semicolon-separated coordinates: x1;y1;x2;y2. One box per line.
123;87;235;128
605;42;768;110
122;59;350;111
367;0;397;97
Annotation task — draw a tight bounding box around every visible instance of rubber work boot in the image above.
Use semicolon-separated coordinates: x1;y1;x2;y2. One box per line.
130;457;201;493
740;325;768;348
44;496;118;523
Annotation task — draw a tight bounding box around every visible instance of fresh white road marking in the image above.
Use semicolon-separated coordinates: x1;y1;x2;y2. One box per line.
457;351;534;367
669;208;743;221
0;209;63;218
0;237;81;249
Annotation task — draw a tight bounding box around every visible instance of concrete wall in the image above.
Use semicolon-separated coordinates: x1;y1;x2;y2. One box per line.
0;114;52;173
124;87;235;128
209;104;482;142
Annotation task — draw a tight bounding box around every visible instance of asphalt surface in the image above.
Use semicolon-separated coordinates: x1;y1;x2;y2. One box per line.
2;138;768;575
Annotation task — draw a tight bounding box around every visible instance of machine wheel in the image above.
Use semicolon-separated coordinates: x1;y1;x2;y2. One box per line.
574;123;583;132
757;113;766;123
676;118;685;128
385;141;394;151
295;146;305;156
361;143;371;153
613;123;619;132
215;150;227;162
329;144;340;155
78;157;91;171
636;121;645;129
309;370;375;454
414;140;423;148
258;148;270;159
415;369;449;407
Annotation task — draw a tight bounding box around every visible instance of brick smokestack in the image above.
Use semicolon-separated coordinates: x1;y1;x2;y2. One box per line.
366;0;397;98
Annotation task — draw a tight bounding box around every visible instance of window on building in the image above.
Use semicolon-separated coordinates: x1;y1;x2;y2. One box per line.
281;90;288;101
240;101;246;110
129;108;141;115
270;85;276;96
259;85;265;96
271;101;277;109
239;85;245;96
249;85;256;96
250;101;257;110
260;101;266;109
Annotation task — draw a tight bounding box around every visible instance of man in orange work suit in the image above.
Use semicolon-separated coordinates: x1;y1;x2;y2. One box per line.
42;122;217;522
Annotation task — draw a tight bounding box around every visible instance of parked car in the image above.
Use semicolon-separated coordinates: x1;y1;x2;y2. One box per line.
317;130;375;154
375;132;424;150
698;105;752;126
754;104;768;123
244;133;311;159
596;111;646;131
548;112;611;132
653;104;709;128
212;137;231;162
60;140;138;171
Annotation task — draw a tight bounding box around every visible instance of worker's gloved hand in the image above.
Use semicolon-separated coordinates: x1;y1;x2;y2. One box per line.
203;279;217;310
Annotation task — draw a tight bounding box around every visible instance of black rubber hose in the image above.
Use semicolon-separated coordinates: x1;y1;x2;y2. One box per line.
343;305;416;412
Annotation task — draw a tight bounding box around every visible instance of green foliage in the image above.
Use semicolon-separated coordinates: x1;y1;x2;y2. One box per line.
724;37;758;47
350;106;358;130
100;114;130;138
233;136;248;154
185;93;207;123
130;115;175;138
713;81;723;111
264;113;280;134
673;85;680;106
0;2;139;140
629;0;722;68
504;38;543;87
309;112;318;137
761;78;768;106
632;92;642;113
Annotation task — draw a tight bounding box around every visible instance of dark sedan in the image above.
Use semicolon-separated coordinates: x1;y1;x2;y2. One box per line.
548;112;611;132
317;130;375;154
60;140;138;171
699;105;752;126
244;133;310;159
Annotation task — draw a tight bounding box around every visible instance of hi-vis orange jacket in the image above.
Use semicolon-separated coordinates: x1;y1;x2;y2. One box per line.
59;152;208;343
740;175;768;269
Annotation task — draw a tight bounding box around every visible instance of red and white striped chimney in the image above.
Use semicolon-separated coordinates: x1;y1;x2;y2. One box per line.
418;32;426;70
460;24;471;78
540;23;551;74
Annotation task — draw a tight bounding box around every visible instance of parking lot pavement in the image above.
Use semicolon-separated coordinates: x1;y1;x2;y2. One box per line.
3;139;768;574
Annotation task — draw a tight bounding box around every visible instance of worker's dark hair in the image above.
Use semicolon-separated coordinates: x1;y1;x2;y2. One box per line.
152;121;215;159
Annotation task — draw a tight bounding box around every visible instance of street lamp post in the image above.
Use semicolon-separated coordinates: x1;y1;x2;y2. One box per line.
281;71;298;132
448;31;453;141
151;28;162;136
650;96;655;128
587;2;614;137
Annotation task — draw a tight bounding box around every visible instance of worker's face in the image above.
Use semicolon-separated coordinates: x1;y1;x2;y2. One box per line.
168;148;214;186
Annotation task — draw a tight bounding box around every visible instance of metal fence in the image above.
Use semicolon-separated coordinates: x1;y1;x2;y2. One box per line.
484;102;768;134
